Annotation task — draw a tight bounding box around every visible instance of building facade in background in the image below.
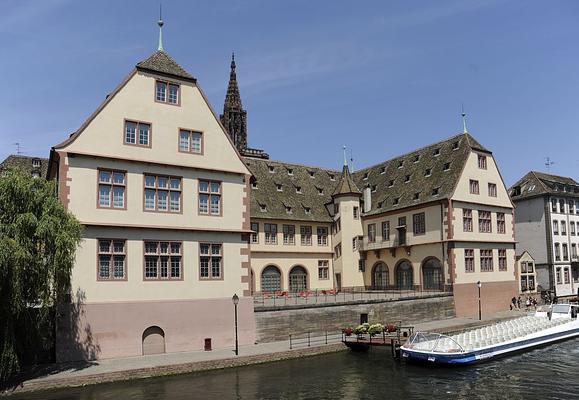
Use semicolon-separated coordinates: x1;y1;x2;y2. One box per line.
510;171;579;297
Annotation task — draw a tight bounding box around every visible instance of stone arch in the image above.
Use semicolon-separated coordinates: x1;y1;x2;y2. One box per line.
289;265;308;292
422;257;443;290
261;265;282;293
395;259;414;290
142;326;165;355
372;262;390;289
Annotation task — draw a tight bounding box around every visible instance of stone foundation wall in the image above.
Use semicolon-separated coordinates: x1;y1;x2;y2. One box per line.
255;295;455;343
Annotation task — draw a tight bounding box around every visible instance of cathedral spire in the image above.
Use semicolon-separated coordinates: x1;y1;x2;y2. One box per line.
220;52;247;152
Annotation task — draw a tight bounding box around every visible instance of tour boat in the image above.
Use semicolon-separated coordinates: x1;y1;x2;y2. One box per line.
400;303;579;365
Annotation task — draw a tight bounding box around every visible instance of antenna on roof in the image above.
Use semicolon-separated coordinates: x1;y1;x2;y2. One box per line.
13;142;22;155
545;157;555;172
157;4;164;51
461;104;468;134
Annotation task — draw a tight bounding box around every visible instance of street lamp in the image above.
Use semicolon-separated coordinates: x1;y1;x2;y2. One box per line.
477;281;482;321
232;293;239;356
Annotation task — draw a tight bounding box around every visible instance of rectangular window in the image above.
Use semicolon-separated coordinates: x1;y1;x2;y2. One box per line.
200;243;222;279
478;155;487;169
283;225;295;245
552;199;558;213
300;226;312;246
144;241;182;280
334;243;342;259
478;210;492;233
463;209;473;232
559;199;565;214
144;174;181;213
98;239;126;280
368;223;376;243
571;221;576;236
251;222;259;244
264;224;277;244
198;180;221;215
563;243;569;261
179;129;203;154
553;220;559;235
413;212;425;235
469;179;479;195
382;221;390;241
465;249;474;273
572;243;577;260
318;260;329;280
352;237;358;250
556;267;562;284
353;206;359;219
569;200;575;214
498;249;507;271
480;249;493;272
564;267;570;284
124;120;151;147
317;227;328;246
98;169;126;209
488;183;497;197
156;80;180;105
497;212;506;234
555;243;561;261
561;220;567;235
333;218;341;234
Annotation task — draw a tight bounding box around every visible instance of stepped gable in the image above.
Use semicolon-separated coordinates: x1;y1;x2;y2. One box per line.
352;133;486;216
244;157;339;222
509;171;579;201
136;50;196;82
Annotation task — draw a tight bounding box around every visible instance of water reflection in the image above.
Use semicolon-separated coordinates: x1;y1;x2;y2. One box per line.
12;338;579;400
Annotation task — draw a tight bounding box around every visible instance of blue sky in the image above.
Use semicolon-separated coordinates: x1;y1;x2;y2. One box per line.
1;0;578;185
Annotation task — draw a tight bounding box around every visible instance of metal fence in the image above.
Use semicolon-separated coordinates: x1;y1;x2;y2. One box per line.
253;285;453;308
288;331;343;350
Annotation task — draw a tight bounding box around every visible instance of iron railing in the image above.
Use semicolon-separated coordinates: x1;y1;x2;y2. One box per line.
288;331;343;350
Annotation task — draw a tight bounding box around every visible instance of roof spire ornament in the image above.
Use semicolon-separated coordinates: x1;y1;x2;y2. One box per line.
157;4;164;51
461;104;468;134
343;145;348;167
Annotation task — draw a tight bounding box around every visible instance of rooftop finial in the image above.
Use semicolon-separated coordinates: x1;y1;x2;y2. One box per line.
157;4;164;51
461;104;468;134
343;145;348;167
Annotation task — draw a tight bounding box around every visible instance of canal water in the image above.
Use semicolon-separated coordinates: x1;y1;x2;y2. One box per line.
14;338;579;400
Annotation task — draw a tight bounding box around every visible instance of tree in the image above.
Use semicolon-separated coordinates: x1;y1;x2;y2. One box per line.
0;169;82;381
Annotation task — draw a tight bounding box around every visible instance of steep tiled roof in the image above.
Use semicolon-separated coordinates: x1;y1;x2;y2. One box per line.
0;155;48;178
246;133;489;221
352;133;483;216
333;165;361;196
136;50;196;81
509;171;579;201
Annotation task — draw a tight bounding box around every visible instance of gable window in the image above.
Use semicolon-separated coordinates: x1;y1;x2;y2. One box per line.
251;222;259;244
283;225;296;245
155;80;179;105
144;174;181;213
463;209;473;232
124;120;151;147
317;227;328;246
478;210;492;233
144;241;182;280
98;239;126;280
200;243;222;279
300;225;312;245
478;155;487;169
488;183;497;197
469;179;479;195
368;223;376;243
498;249;507;271
480;249;493;272
553;220;559;235
382;221;390;241
179;129;202;154
497;212;506;234
264;223;277;244
465;249;475;272
98;169;126;209
413;212;425;235
198;180;221;215
318;260;329;279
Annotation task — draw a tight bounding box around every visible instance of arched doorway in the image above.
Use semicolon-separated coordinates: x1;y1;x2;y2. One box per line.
142;326;165;355
395;260;414;289
372;262;389;289
261;265;282;293
422;258;443;290
289;266;308;292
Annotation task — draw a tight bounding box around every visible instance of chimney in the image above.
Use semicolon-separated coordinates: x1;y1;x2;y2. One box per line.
363;185;371;213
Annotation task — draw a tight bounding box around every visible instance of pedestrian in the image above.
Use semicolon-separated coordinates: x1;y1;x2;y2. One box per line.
511;296;517;311
525;297;531;311
517;296;522;310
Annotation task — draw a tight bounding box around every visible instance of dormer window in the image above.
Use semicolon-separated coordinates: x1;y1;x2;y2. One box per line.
32;159;41;168
380;167;386;174
251;181;258;189
260;204;267;212
286;206;293;214
296;186;302;194
155;80;179;105
388;180;395;188
363;172;369;180
425;168;432;177
276;184;283;192
404;175;411;183
308;170;315;178
452;141;459;150
377;201;383;208
397;161;404;169
268;166;275;173
432;187;440;196
371;185;377;193
31;170;41;178
413;192;420;200
443;162;451;171
329;174;335;181
304;206;311;214
317;188;324;195
413;155;420;163
433;148;441;156
287;168;293;176
393;197;400;205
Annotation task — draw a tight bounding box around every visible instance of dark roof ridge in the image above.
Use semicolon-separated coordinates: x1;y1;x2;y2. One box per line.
243;157;341;173
530;170;579;185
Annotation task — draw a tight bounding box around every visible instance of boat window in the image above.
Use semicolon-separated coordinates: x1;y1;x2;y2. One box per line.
572;307;578;319
552;304;570;314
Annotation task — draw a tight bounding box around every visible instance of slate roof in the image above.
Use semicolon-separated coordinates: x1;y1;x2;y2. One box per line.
333;165;361;196
136;50;196;82
509;171;579;201
246;133;489;221
0;155;48;178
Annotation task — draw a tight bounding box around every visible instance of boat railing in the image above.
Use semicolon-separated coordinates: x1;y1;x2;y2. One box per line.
404;332;465;353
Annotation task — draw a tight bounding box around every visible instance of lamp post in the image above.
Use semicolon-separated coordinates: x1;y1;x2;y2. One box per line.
477;281;482;321
232;293;239;356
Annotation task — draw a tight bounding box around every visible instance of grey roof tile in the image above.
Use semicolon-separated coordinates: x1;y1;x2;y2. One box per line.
136;50;196;81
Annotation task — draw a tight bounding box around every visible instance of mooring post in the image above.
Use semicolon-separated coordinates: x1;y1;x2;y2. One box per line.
289;334;292;350
308;332;311;347
325;331;328;345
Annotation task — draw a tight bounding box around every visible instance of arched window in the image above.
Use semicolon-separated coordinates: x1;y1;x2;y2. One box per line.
142;326;165;355
396;261;414;289
422;258;443;290
372;262;389;289
289;266;308;292
261;266;282;293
